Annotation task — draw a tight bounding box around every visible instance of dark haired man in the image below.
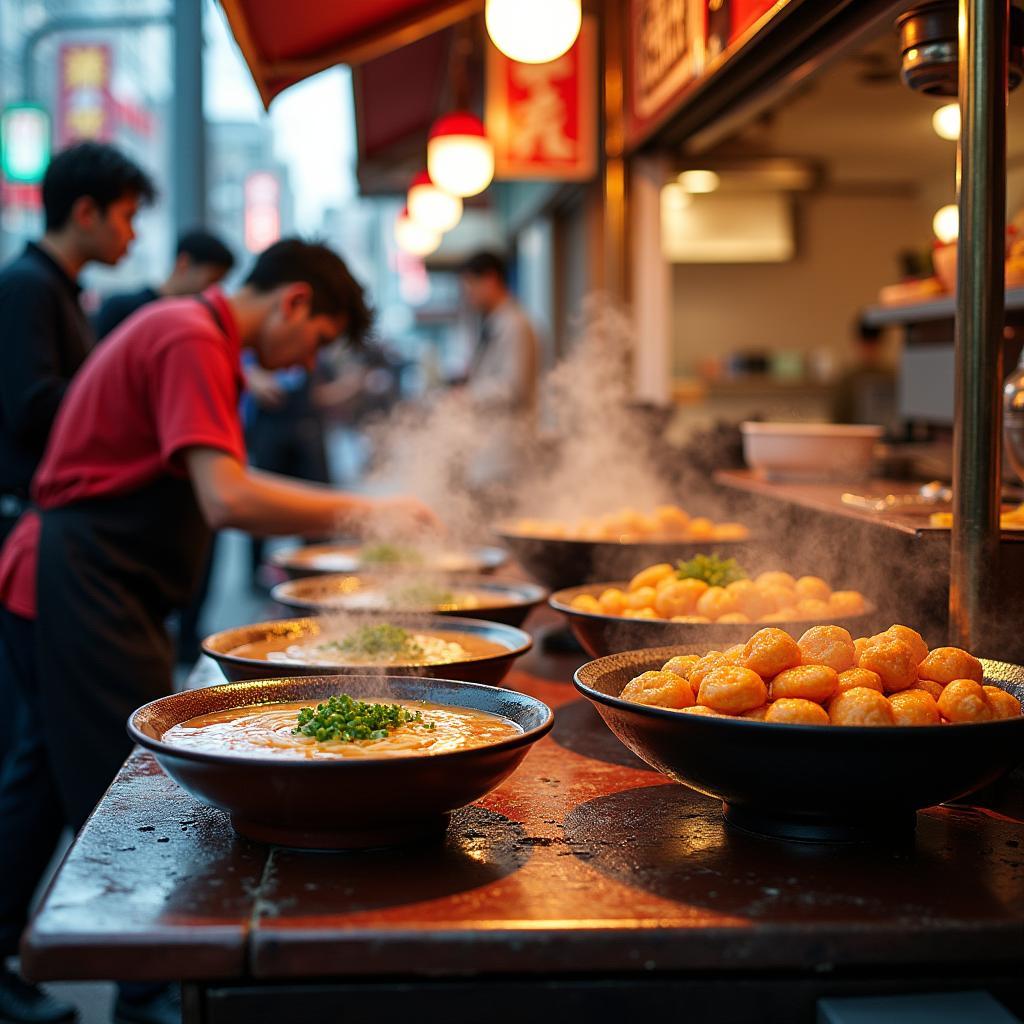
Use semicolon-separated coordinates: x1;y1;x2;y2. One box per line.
94;228;236;339
0;239;434;1024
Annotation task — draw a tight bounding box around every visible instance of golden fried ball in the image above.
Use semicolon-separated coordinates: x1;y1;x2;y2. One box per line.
620;670;695;710
829;687;896;726
625;586;658;611
759;608;800;623
662;654;700;679
717;612;751;624
688;517;716;538
598;587;628;615
758;585;798;613
723;643;747;663
688;652;731;690
794;575;831;602
769;664;839;703
740;705;770;720
629;563;675;592
915;677;945;700
889;689;940;726
670;615;712;623
795;598;832;620
654;579;706;619
712;523;749;540
766;698;830;726
837;667;884;693
853;637;872;661
695;586;740;621
856;637;918;693
877;625;929;667
983;686;1023;719
919;647;984;686
725;579;772;620
829;591;866;616
697;665;768;714
570;594;601;613
677;704;722;717
742;627;802;678
756;571;796;590
653;505;690;535
623;607;658;619
937;678;993;723
798;625;855;673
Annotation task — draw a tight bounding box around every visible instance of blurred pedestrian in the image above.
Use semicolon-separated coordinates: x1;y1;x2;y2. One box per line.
831;316;897;427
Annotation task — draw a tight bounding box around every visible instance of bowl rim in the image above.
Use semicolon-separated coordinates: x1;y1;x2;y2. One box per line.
492;520;752;547
270;543;509;572
740;421;884;437
270;572;549;611
129;673;554;768
573;645;1024;735
549;581;877;628
201;614;534;671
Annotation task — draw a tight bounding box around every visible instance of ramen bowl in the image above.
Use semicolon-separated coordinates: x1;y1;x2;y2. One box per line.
129;675;553;849
202;615;532;685
575;646;1024;842
272;542;508;579
551;583;878;658
271;573;548;627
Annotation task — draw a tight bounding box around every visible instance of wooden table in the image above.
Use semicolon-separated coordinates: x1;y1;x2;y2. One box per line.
21;619;1024;1023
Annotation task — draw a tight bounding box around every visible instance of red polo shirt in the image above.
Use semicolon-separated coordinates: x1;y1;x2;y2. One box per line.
0;288;246;618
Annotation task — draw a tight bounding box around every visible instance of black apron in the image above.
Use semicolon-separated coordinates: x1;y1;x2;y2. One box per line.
34;297;225;828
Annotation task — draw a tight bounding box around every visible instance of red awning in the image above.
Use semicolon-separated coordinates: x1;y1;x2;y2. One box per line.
218;0;483;107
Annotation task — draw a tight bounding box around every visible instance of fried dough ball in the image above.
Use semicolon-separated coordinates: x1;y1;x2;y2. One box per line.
570;594;601;613
828;687;896;726
742;627;802;678
829;590;866;616
622;607;657;619
653;504;690;534
983;686;1023;719
915;677;944;700
670;615;711;623
856;637;918;693
654;579;706;618
740;705;770;720
795;598;832;620
769;664;839;703
798;625;856;673
756;571;796;590
937;679;993;723
919;647;984;686
877;624;929;667
598;587;628;615
723;643;747;663
662;654;700;679
766;698;830;726
620;670;695;710
758;585;798;613
688;652;728;689
889;689;940;726
794;575;831;602
837;667;884;693
697;666;768;714
677;704;722;717
853;637;872;661
628;563;675;592
695;586;740;620
717;612;751;624
760;608;800;623
624;586;657;611
725;579;772;620
712;523;749;540
688;517;715;538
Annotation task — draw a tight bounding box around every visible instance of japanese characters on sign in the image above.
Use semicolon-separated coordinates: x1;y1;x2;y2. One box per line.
58;43;114;146
485;16;597;182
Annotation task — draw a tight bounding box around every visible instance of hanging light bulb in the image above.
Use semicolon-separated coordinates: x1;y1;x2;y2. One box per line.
932;102;960;140
485;0;581;64
427;112;494;198
407;171;463;233
677;169;721;194
933;203;959;244
394;207;440;257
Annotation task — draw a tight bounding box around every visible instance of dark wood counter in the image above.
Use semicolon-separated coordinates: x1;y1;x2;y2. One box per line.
21;619;1024;1022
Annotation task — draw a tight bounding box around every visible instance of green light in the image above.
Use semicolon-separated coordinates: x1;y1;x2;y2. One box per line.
1;104;51;184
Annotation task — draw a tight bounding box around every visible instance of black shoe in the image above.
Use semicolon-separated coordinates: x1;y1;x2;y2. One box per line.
0;967;76;1023
112;985;180;1024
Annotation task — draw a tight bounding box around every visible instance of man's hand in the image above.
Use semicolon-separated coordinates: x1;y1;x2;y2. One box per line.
373;496;442;536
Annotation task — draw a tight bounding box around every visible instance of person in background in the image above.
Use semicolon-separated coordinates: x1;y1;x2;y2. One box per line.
0;240;435;1024
93;228;235;340
0;141;154;1024
831;316;897;427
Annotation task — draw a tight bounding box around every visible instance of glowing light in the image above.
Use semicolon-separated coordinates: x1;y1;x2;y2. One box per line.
394;207;440;257
933;203;959;244
427;113;494;198
485;0;581;64
932;103;960;140
678;169;721;194
661;183;692;211
407;171;462;233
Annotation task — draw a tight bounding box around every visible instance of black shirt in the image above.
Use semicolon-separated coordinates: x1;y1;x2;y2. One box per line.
93;285;160;340
0;242;93;498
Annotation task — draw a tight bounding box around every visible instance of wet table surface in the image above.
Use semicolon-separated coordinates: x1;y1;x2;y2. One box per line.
22;616;1024;988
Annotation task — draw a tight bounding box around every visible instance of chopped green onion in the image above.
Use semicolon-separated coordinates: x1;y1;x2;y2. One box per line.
293;694;426;743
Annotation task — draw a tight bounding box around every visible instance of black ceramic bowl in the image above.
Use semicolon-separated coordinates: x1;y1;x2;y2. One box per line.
129;675;553;849
202;615;532;685
575;645;1024;842
270;573;548;627
272;543;508;579
551;583;879;657
492;522;754;591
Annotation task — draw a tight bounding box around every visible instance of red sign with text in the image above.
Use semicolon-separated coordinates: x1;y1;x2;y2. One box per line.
486;17;597;181
57;43;114;146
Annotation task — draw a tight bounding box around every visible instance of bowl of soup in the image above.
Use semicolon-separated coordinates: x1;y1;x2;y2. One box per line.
272;542;508;578
129;675;554;849
202;616;532;685
270;573;548;627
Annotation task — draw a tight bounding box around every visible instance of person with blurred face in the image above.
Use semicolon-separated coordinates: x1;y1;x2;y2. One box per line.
0;239;434;1024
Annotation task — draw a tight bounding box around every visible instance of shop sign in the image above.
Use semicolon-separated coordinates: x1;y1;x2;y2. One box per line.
707;0;780;60
244;171;280;253
1;104;50;183
57;42;114;146
485;16;597;181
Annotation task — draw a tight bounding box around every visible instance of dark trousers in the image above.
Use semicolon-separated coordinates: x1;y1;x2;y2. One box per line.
0;609;65;958
0;514;25;764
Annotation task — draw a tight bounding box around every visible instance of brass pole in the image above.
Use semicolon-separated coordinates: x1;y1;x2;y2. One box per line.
949;0;1008;650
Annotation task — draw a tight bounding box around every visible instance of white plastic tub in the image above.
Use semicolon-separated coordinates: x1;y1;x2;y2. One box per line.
740;422;883;481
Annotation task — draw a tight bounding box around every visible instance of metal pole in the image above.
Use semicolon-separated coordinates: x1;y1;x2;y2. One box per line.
172;0;205;232
949;0;1008;651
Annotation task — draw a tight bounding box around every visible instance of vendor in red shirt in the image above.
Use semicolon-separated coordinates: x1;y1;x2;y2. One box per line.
0;239;433;1020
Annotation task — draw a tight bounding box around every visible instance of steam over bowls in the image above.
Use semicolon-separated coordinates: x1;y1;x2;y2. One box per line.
202;615;532;685
272;543;508;579
574;646;1024;842
550;583;877;657
741;422;884;482
129;675;553;849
